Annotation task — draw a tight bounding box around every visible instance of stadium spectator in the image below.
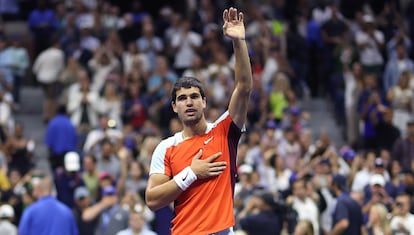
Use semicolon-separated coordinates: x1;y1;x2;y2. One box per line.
330;174;364;235
392;120;414;171
18;173;78;235
72;186;98;235
383;43;414;92
45;105;77;171
390;194;414;234
289;179;320;235
386;71;413;136
32;36;65;123
366;203;392;235
82;185;129;235
54;151;85;208
28;0;59;56
237;190;282;235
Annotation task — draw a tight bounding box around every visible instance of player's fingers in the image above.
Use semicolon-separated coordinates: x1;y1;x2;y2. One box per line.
193;149;203;160
205;152;223;162
210;165;226;173
239;12;243;22
223;9;228;22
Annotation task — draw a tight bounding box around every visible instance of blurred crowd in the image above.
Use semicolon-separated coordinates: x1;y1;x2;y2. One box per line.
0;0;414;234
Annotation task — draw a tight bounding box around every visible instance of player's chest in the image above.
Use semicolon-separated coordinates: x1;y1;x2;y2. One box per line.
169;133;227;169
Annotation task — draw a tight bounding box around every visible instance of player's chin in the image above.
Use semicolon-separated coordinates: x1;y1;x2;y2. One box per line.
182;116;202;126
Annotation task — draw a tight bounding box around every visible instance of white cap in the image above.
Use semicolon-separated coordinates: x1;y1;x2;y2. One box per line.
64;152;80;172
370;174;385;187
0;205;14;218
239;164;253;174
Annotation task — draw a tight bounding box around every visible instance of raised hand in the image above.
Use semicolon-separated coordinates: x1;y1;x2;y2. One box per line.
223;7;245;40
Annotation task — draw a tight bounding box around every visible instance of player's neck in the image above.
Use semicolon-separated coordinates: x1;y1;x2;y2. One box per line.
182;120;207;139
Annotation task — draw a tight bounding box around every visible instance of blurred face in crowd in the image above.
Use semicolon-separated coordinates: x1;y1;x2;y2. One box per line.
403;169;414;184
352;62;362;76
247;130;261;146
99;116;109;129
129;161;143;179
78;71;90;91
293;180;307;200
181;20;191;32
76;195;91;209
390;160;402;178
127;41;138;54
101;142;113;158
315;160;331;175
284;129;296;143
103;82;117;98
299;129;312;148
14;122;24;138
382;109;393;123
363;74;377;90
365;152;376;169
274;155;285;170
239;171;252;185
398;72;410;89
169;118;183;134
129;212;146;232
8;169;21;186
373;163;386;175
83;155;96;172
155;56;168;73
370;183;384;196
396;44;407;60
99;53;110;65
142;21;154;37
192;54;203;69
395;195;411;215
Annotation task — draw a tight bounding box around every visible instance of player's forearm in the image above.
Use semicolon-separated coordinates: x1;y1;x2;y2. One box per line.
233;39;252;91
146;180;183;211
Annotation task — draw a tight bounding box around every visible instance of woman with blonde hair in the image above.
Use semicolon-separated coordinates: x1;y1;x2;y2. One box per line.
367;203;392;235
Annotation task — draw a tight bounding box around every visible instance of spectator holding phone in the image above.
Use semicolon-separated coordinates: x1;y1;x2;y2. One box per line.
390;193;414;234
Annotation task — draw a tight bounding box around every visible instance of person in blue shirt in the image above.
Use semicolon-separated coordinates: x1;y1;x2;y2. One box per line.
28;0;59;56
55;152;85;208
18;172;79;235
330;174;364;235
237;190;282;235
45;105;77;172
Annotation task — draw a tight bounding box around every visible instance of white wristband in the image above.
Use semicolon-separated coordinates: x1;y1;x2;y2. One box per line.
173;166;197;191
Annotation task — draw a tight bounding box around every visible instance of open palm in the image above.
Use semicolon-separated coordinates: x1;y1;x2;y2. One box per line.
223;7;245;40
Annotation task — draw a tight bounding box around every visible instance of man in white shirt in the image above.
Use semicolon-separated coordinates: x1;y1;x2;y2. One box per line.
355;14;384;74
390;194;414;235
32;37;65;122
289;178;320;235
170;18;202;76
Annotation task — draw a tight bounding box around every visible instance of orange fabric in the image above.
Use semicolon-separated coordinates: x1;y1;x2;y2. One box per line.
154;114;239;234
